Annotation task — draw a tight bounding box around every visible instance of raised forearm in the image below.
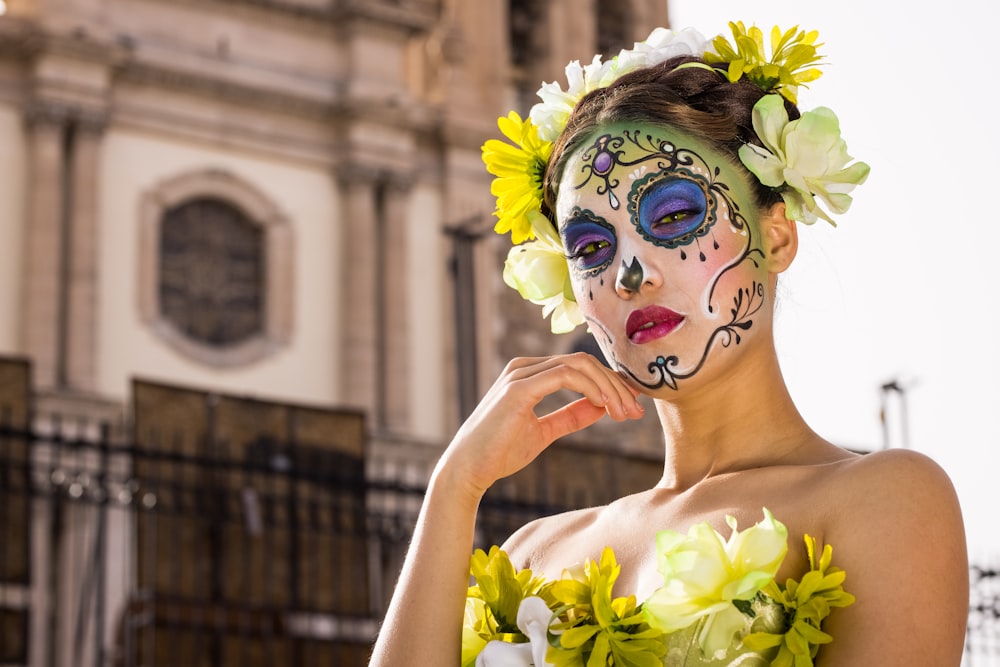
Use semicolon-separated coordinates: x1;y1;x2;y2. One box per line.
369;463;481;666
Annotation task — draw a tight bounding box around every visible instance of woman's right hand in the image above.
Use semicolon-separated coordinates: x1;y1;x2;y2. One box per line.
370;353;642;667
437;352;645;502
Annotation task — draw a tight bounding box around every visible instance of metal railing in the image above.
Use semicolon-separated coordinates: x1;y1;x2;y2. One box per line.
1;413;996;666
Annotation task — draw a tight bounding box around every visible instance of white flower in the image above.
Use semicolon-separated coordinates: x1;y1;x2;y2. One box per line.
518;596;553;667
475;597;553;667
502;211;584;334
739;94;870;225
475;640;534;666
622;26;710;70
531;55;611;142
529;27;709;143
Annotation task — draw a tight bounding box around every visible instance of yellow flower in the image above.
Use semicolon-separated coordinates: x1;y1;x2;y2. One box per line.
461;596;494;666
642;509;788;656
742;535;855;667
481;111;553;244
462;546;548;666
546;547;665;667
705;22;823;104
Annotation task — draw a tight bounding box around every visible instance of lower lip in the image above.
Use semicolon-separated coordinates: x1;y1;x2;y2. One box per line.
630;318;684;345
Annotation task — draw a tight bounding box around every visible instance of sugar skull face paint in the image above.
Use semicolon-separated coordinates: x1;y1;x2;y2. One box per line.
556;123;768;391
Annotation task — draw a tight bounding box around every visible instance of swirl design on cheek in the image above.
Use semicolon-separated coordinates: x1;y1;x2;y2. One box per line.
610;282;767;390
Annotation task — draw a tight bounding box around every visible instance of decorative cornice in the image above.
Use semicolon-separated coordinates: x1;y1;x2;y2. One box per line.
117;58;443;136
0;16;39;58
117;60;342;122
0;17;130;66
333;163;416;191
23;100;109;130
203;0;442;31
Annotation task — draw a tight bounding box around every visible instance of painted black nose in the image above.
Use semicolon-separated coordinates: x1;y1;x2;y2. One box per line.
616;257;643;292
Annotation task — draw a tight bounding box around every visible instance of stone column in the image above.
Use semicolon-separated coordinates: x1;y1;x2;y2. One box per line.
380;176;411;434
65;115;105;393
21;107;67;390
338;169;379;420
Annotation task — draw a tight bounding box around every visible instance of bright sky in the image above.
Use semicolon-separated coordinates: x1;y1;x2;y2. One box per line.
669;0;999;563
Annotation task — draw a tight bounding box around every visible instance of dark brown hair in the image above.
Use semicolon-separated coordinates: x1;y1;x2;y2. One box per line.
542;55;801;218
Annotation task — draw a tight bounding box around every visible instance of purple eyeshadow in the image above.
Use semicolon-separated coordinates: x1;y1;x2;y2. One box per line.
561;211;617;275
637;179;707;242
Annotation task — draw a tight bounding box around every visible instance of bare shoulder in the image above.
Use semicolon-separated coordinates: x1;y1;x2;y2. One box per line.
499;505;604;573
816;449;968;665
821;448;964;537
830;447;956;494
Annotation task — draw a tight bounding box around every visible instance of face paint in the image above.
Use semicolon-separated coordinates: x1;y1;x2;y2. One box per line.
616;257;645;293
556;123;768;392
562;207;617;277
631;176;712;251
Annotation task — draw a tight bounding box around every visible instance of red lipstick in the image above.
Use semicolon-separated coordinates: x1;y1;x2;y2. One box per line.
626;306;684;344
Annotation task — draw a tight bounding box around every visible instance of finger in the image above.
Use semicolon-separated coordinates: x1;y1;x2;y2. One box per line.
515;358;642;418
536;396;608;443
508;353;636;418
598;365;645;418
501;356;565;375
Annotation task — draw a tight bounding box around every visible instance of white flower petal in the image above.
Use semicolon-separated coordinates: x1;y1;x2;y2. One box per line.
699;604;750;657
742;95;869;226
475;640;535;667
517;596;553;667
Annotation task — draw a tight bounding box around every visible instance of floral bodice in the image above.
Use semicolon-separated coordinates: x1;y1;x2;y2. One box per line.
462;509;853;667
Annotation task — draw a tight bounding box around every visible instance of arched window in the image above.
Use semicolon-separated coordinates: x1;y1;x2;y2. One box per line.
140;170;293;367
159;197;265;346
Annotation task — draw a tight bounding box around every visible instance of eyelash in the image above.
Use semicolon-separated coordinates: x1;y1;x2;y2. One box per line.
564;234;615;275
653;209;697;226
561;208;617;274
567;239;611;260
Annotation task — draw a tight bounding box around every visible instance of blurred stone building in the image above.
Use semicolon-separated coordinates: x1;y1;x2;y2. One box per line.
0;0;670;664
0;0;672;455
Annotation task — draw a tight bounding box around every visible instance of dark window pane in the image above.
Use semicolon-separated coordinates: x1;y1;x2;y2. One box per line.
596;3;629;58
508;0;544;69
160;198;265;347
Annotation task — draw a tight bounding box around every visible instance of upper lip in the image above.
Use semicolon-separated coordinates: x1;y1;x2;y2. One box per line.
626;306;684;341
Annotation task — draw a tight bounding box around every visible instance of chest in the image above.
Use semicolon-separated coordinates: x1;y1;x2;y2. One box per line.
518;482;821;603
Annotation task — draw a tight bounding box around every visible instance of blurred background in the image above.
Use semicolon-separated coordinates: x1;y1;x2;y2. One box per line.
0;0;995;664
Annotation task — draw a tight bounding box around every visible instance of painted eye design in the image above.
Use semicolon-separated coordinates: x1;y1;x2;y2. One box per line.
561;210;616;275
633;177;712;247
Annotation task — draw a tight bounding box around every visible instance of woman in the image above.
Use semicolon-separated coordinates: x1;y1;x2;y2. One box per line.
370;23;968;666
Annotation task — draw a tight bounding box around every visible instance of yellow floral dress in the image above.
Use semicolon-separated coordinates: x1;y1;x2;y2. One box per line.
462;510;854;667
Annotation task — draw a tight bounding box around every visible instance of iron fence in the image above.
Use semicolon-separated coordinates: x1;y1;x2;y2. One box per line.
0;405;598;667
968;565;1000;665
0;416;382;666
1;413;996;665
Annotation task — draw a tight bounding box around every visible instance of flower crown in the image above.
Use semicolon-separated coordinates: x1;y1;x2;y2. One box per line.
482;22;870;334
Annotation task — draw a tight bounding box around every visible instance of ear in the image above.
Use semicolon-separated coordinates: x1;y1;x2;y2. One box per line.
761;202;797;274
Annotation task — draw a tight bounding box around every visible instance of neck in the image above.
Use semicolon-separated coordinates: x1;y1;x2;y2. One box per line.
651;340;822;491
